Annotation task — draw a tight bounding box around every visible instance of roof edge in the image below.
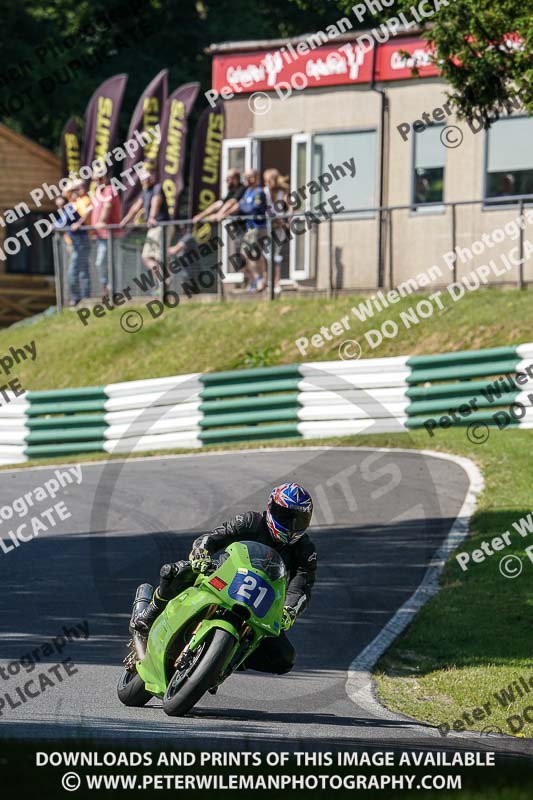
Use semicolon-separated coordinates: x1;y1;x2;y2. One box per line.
206;25;429;55
0;123;60;169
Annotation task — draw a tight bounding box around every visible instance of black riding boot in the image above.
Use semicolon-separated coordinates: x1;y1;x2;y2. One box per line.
133;590;167;634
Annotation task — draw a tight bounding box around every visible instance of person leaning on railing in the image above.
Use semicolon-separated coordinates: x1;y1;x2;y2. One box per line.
120;167;169;277
193;168;248;282
238;169;268;292
193;167;246;224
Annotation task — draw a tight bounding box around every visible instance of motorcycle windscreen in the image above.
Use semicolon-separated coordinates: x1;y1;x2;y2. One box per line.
215;541;287;581
240;540;287;580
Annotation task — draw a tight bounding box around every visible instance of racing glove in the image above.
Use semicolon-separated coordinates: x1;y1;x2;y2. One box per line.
189;547;212;574
281;606;297;631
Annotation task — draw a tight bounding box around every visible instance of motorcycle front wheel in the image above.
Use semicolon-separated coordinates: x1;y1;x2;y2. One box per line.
162;628;236;717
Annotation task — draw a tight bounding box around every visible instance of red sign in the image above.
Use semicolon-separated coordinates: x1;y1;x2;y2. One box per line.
375;37;439;81
213;43;372;94
212;36;439;95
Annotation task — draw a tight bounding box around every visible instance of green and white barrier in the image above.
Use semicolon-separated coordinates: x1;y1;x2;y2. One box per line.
0;343;531;465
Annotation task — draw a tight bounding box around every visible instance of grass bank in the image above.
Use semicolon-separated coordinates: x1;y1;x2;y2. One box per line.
3;287;532;390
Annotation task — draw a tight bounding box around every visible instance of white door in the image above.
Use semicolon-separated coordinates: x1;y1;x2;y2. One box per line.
290;133;312;280
221;138;252;282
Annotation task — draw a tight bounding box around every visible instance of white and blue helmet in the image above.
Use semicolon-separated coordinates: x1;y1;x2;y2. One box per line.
266;483;313;545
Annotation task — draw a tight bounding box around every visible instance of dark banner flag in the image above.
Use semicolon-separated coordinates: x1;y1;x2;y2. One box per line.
82;73;128;170
60;117;82;179
158;82;200;220
188;100;224;244
121;69;168;215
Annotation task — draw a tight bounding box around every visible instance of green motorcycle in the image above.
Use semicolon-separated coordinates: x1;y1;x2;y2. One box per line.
117;540;287;716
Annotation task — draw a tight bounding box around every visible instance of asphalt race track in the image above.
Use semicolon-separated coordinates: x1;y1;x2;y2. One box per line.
0;446;531;757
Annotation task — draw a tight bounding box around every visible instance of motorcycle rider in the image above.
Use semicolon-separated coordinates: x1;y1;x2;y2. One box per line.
134;483;316;674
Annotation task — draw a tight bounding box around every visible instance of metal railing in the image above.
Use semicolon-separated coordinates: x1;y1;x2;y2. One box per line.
52;194;533;309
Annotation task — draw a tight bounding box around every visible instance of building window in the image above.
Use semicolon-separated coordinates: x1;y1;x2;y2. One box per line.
5;213;54;275
312;130;376;214
412;124;445;208
485;117;533;203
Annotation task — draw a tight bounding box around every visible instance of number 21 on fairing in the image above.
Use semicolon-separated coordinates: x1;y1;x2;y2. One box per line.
228;572;275;618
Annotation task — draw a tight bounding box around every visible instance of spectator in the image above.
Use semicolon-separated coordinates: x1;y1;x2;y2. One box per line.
193;168;245;223
72;178;93;222
91;169;122;299
54;181;91;306
120;168;169;275
414;175;430;204
193;168;247;284
238;169;268;292
54;183;74;248
497;173;516;197
264;168;289;296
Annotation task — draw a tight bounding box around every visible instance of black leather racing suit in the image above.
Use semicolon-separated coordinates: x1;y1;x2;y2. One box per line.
155;510;317;674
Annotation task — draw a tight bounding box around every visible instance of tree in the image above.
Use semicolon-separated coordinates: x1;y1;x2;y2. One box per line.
0;0;329;151
289;0;533;127
411;0;533;127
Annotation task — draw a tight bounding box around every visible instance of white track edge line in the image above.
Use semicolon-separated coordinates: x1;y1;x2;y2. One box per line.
345;448;484;740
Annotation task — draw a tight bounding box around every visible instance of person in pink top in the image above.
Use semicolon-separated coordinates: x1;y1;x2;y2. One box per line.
91;168;122;298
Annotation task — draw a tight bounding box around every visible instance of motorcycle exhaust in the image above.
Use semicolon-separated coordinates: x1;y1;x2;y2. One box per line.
130;583;153;662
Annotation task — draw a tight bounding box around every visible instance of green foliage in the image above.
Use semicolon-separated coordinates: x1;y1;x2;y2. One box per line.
404;0;533;126
290;0;533;126
240;345;281;369
0;0;328;150
3;0;531;148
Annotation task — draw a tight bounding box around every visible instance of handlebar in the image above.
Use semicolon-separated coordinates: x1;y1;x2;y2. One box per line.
185;559;220;576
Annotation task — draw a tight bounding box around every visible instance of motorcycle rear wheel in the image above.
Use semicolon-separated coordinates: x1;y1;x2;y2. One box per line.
162;629;235;717
117;668;152;707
